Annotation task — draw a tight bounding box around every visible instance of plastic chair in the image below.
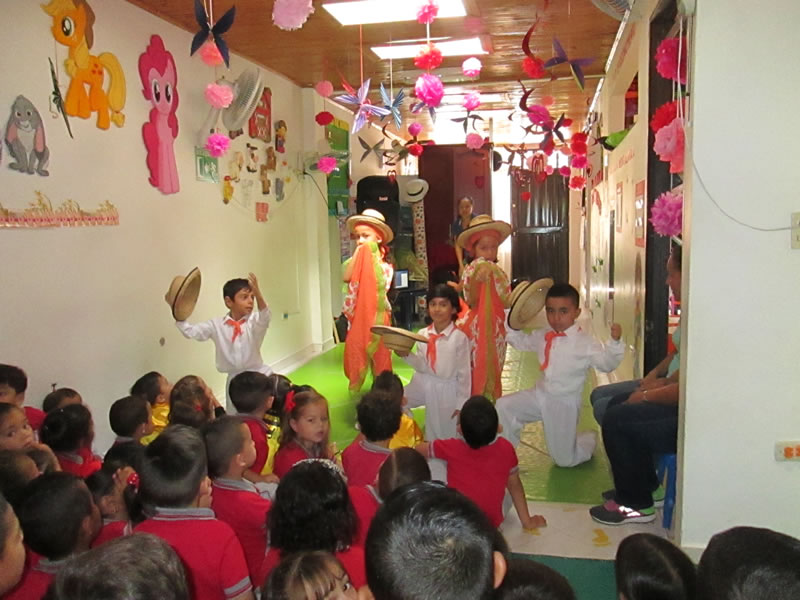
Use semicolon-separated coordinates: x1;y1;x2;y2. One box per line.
656;453;677;529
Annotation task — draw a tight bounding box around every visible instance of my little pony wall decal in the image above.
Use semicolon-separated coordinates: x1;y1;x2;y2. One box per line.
139;35;180;195
42;0;126;130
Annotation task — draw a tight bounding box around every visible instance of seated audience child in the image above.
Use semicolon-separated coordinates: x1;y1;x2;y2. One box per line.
0;404;35;451
85;468;133;548
0;449;40;506
6;472;101;600
272;390;333;478
697;526;800;600
0;364;45;432
418;395;546;530
377;447;432;501
168;375;218;429
0;492;26;596
134;425;253;600
495;558;576;600
342;390;402;487
262;551;357;600
260;460;365;589
228;371;279;482
204;416;272;586
615;533;695;600
40;404;102;478
42;388;82;413
44;533;190;600
364;481;509;600
131;371;173;444
371;371;423;449
109;395;154;445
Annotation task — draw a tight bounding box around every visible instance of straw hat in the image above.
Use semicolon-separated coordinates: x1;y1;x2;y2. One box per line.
401;178;429;204
456;214;512;250
507;277;554;330
371;325;427;353
165;267;202;321
346;208;394;244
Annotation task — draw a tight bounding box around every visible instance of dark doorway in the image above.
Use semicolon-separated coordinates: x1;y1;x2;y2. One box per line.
510;172;569;283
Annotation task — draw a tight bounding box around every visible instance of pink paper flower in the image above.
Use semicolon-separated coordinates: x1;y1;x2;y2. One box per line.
414;74;444;108
414;43;443;71
272;0;315;30
650;190;683;236
522;56;546;79
653;117;685;173
417;0;439;25
315;111;334;126
465;133;483;150
570;140;588;156
569;176;587;190
655;37;687;84
521;191;532;202
463;92;481;111
571;154;588;169
205;83;233;109
559;166;571;177
528;105;553;127
315;80;334;98
462;57;482;78
545;165;554;175
317;156;337;174
408;122;423;137
205;133;230;157
199;41;224;67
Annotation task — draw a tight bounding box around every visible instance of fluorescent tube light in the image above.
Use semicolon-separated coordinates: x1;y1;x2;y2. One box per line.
323;0;466;26
371;37;487;60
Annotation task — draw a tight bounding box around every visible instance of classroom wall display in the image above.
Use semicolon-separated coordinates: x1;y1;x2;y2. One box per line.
249;87;272;142
195;147;219;183
4;96;50;177
275;120;287;153
139;35;180;194
0;191;118;228
42;0;126;130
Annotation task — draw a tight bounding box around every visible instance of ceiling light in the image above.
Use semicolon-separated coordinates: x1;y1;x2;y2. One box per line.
323;0;466;26
371;37;487;60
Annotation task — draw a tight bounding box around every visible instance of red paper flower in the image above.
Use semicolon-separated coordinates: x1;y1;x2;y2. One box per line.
315;111;334;126
199;41;224;67
655;37;687;84
414;43;443;71
559;166;571;177
528;105;553;127
570;140;588;156
463;92;481;111
465;133;484;150
650;99;684;133
414;74;444;108
317;156;337;174
650;190;683;236
569;176;586;190
522;56;547;79
408;122;423;137
407;143;424;157
545;165;554;175
521;191;532;202
315;80;334;98
571;154;588;169
653;117;685;173
571;132;588;144
462;57;482;78
417;0;439;24
205;133;230;157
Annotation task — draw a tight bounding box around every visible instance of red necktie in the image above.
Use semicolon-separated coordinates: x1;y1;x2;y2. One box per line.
540;331;566;371
225;317;246;343
426;330;444;373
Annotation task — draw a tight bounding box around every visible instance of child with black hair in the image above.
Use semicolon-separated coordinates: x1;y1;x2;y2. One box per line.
615;533;695;600
42;388;82;413
495;558;576;600
6;472;101;600
228;371;281;482
0;449;40;506
393;284;471;441
418;395;546;530
103;439;145;473
44;533;190;600
272;390;333;478
85;467;134;548
134;425;253;600
342;390;402;487
262;551;357;600
176;273;273;401
169;375;219;428
259;460;365;590
109;395;154;445
0;403;35;452
204;416;273;587
0;491;26;596
0;364;46;432
497;282;624;467
40;404;102;478
131;371;173;444
371;371;423;449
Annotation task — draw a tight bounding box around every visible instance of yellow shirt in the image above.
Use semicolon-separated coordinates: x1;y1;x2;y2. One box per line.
389;414;424;449
140;402;170;446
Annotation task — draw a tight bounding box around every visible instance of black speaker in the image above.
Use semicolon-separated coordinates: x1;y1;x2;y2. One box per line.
356;176;400;239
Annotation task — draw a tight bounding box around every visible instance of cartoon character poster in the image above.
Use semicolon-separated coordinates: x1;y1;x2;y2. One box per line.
5;96;50;176
139;35;179;194
249;87;271;142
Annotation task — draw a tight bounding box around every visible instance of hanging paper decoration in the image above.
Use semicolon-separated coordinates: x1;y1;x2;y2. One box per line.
569;132;588;156
407;143;424;157
544;38;594;91
249;87;272;142
653;117;685;173
559;166;571;177
650;190;683;236
528;105;553;127
42;0;126;130
650;98;684;133
463;92;481;111
408;122;423;137
315;80;334;98
655;37;687;84
569;175;586;190
522;56;547;79
465;133;484;150
521;191;532;202
315;111;334;126
139;35;180;195
0;192;118;228
414;43;443;71
336;79;391;134
205;132;230;157
317;156;337;174
48;58;73;138
272;0;315;31
205;82;233;109
379;83;405;131
5;96;50;176
199;41;224;66
570;155;588;169
417;0;439;24
190;0;236;68
382;122;433;164
451;93;484;134
545;165;554;175
411;74;444;121
358;136;384;166
462;57;482;78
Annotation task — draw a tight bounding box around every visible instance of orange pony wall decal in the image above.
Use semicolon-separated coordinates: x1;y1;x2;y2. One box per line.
42;0;126;130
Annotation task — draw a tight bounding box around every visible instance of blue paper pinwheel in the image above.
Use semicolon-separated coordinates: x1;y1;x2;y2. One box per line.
190;0;236;68
379;83;405;131
336;79;391;134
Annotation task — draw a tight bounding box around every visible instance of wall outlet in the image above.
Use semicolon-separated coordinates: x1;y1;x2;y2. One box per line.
791;212;800;249
774;441;800;461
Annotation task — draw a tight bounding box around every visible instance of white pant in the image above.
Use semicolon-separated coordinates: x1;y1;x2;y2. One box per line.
497;388;596;467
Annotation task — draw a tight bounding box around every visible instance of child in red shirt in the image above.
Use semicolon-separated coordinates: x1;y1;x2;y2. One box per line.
228;371;281;482
86;467;134;548
40;404;102;478
418;395;547;530
205;416;272;587
109;394;154;446
135;425;254;600
0;364;45;433
272;389;334;478
342;389;401;487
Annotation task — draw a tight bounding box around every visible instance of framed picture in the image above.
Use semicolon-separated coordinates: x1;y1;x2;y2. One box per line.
249;87;272;142
195;147;219;183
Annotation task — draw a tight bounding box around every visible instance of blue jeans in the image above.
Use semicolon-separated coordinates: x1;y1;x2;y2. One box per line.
589;379;641;425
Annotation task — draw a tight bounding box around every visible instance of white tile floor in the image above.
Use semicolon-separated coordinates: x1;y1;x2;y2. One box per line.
501;501;668;560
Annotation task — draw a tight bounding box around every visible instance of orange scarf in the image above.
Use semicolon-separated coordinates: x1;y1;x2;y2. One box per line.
225;317;246;343
540;331;566;370
426;329;444;373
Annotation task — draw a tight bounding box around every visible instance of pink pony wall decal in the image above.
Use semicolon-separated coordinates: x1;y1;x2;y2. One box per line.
138;35;180;195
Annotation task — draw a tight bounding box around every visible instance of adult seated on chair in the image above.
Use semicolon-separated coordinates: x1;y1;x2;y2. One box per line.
589;245;682;526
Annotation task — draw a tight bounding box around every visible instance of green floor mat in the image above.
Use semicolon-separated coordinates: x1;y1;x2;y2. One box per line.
511;553;616;600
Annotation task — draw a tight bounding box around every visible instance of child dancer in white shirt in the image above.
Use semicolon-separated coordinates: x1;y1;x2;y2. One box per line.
394;284;471;441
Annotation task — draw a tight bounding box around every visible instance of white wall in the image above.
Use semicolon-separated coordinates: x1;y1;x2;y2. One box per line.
678;0;800;551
